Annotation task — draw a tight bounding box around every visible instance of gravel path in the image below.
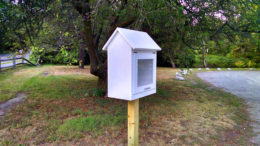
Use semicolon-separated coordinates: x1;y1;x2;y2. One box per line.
197;71;260;144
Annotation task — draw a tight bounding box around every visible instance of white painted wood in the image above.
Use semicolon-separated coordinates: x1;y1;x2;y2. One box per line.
104;27;161;101
107;33;132;100
103;28;162;51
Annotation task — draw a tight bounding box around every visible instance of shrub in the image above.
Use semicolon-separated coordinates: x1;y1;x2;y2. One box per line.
194;55;234;68
29;46;79;65
257;63;260;68
247;60;256;68
235;60;245;68
194;55;254;68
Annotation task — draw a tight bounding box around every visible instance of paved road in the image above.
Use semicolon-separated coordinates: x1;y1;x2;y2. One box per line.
197;71;260;144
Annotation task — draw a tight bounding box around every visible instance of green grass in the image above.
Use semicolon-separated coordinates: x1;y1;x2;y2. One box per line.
0;65;253;145
0;65;40;101
22;75;92;99
57;113;126;138
58;115;106;136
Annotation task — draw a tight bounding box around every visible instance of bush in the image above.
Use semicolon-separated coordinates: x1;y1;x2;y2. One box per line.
171;47;196;68
194;55;256;68
247;60;255;68
29;46;79;65
235;60;245;68
194;55;234;68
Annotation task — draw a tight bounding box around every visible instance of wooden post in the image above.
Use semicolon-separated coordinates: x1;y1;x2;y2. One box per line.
22;57;24;64
13;56;16;68
128;99;139;146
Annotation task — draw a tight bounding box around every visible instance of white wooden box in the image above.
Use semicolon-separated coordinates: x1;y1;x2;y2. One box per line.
102;28;161;101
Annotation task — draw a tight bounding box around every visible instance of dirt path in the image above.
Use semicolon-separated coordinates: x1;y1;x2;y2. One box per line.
0;93;26;118
197;71;260;144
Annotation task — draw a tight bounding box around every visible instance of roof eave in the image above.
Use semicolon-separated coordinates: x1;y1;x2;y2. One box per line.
102;28;120;51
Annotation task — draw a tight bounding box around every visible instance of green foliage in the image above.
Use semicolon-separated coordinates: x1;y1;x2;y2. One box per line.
235;60;246;68
30;46;79;65
247;60;256;68
0;0;52;53
195;55;233;68
194;55;258;68
1;0;259;68
172;47;196;68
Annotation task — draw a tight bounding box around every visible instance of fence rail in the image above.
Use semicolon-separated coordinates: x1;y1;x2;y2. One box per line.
0;56;36;70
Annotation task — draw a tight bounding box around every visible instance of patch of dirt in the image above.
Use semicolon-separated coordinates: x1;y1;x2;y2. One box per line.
48;66;93;76
42;72;49;76
13;67;46;78
157;68;178;80
219;104;252;145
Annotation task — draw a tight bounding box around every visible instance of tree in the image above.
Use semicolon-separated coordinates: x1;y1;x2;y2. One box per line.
0;0;52;54
29;0;85;66
2;0;259;84
67;0;137;88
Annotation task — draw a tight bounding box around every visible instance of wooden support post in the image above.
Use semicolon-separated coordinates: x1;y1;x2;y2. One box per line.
13;56;16;68
128;99;139;146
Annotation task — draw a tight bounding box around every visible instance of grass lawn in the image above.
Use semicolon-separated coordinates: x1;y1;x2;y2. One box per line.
0;65;253;145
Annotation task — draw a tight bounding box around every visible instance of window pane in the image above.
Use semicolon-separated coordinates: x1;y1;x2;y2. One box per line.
138;59;153;87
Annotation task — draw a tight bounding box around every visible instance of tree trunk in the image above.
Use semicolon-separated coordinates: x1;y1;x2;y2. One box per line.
79;42;85;69
71;1;135;91
83;19;107;83
202;40;207;68
169;57;176;68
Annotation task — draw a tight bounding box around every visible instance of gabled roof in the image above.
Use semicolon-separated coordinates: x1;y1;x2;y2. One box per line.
102;27;161;51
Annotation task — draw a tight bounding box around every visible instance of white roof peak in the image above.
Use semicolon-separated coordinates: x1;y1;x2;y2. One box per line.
102;27;161;51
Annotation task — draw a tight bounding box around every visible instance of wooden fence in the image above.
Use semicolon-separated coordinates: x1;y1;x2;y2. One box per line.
0;56;36;70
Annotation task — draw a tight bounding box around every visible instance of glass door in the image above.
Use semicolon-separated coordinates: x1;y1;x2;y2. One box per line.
133;51;156;94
